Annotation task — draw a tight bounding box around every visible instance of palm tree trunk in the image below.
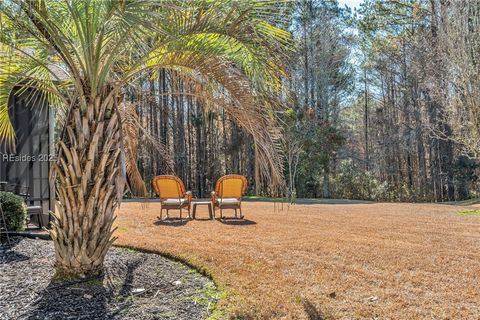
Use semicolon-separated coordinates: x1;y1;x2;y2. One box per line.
50;99;123;278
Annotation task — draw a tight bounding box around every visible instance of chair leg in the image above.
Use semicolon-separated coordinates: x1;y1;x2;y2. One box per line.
180;208;182;220
38;212;43;229
209;204;213;220
220;208;223;219
234;208;237;218
239;206;244;219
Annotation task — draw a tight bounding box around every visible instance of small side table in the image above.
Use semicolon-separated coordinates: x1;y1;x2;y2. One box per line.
192;199;214;220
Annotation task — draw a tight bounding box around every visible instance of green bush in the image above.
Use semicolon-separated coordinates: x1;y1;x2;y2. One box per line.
332;160;389;201
0;191;27;231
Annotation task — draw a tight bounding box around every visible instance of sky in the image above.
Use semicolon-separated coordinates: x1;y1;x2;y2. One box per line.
337;0;364;9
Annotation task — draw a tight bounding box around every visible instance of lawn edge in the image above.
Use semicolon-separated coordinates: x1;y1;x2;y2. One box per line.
113;243;230;320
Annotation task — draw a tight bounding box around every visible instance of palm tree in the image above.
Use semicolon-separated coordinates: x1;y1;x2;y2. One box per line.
0;0;291;278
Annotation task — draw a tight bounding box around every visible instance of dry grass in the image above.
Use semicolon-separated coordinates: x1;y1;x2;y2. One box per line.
114;201;480;319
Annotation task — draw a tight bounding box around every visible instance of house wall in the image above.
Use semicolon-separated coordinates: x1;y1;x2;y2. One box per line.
0;89;52;222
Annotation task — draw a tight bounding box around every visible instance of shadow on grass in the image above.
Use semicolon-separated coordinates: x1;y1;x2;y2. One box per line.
0;237;30;263
217;218;256;226
192;218;215;221
243;196;373;205
302;299;326;320
154;218;190;227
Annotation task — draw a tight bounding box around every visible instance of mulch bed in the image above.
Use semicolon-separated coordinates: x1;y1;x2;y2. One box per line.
0;237;217;320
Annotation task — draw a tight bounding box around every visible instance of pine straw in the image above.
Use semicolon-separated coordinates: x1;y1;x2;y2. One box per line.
114;201;480;319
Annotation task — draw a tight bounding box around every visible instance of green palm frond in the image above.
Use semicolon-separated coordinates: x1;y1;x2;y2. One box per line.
0;44;67;147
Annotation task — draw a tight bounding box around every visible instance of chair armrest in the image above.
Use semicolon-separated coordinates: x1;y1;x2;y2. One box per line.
185;191;192;203
210;191;217;204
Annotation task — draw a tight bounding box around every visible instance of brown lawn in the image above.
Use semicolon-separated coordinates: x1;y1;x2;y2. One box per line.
114;201;480;319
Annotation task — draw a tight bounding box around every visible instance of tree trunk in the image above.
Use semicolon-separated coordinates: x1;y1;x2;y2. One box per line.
195;101;204;197
50;99;123;278
364;68;369;171
322;162;330;198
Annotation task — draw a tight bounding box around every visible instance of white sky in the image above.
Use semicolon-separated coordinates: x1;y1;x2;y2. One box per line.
337;0;364;9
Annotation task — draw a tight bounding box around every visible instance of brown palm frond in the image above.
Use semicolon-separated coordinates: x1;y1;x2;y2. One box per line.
119;102;147;197
119;101;175;197
137;125;174;174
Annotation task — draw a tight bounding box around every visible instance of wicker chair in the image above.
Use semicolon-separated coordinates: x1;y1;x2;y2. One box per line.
211;175;247;219
152;175;192;220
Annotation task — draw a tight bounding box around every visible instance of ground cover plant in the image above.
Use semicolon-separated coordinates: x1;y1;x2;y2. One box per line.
458;209;480;216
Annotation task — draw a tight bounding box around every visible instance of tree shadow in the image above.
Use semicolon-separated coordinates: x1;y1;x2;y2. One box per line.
217;218;256;226
118;259;142;297
0;234;22;247
302;299;326;320
25;276;114;320
24;261;142;320
244;198;374;206
153;218;190;227
0;236;30;263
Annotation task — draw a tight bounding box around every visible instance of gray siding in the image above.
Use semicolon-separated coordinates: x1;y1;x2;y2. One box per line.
0;89;52;217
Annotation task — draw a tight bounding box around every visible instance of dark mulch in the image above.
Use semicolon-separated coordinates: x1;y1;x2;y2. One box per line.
0;237;218;320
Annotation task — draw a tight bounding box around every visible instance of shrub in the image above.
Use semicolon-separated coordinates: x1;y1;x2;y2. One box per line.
0;191;27;231
332;160;388;201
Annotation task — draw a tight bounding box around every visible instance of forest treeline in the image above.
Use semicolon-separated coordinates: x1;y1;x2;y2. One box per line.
134;0;480;202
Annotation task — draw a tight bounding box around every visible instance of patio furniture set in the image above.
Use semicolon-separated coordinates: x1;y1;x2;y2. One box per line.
0;174;247;240
152;174;247;220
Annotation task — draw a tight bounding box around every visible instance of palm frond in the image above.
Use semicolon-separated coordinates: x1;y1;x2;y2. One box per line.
142;52;288;186
118;102;148;197
0;0;293;189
